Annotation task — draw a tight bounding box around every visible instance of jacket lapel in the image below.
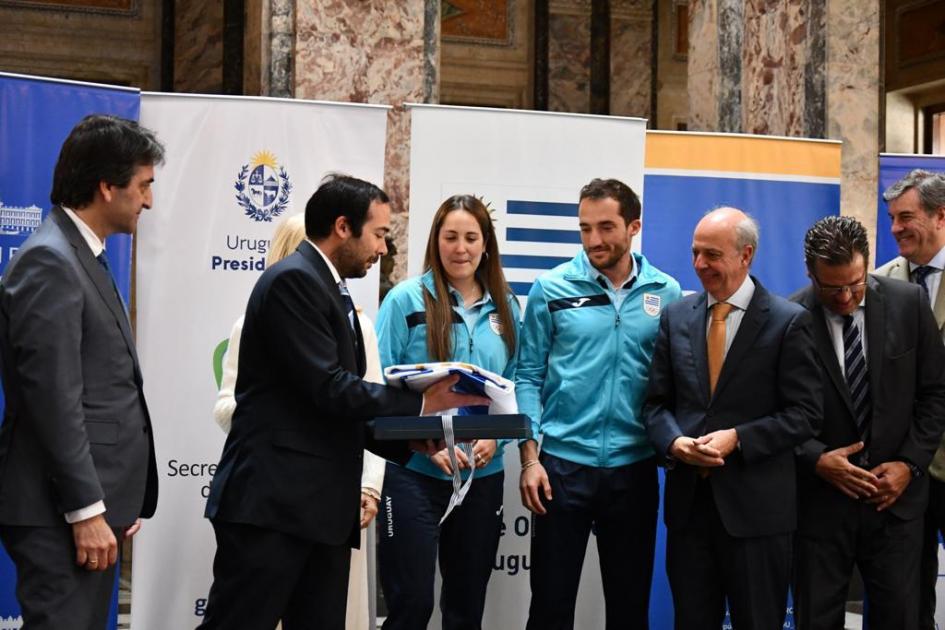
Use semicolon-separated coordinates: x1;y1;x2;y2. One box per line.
52;208;141;374
296;241;365;373
864;277;885;420
688;293;711;406
711;279;769;402
933;269;945;332
801;287;855;416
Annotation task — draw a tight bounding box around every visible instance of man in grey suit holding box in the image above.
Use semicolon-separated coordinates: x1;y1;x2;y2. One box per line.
0;115;164;629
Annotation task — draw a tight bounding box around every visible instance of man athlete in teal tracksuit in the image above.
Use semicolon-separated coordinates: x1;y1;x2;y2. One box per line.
516;178;682;630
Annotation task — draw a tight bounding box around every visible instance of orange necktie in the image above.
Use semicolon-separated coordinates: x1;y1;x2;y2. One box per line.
707;302;733;395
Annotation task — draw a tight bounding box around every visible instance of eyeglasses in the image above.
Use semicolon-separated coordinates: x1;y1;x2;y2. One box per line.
812;277;867;296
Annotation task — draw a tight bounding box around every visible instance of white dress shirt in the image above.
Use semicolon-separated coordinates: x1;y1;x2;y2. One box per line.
308;238;342;285
822;300;868;377
706;274;756;361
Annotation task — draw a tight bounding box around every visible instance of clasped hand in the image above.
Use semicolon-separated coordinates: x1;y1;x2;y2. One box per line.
815;441;912;511
669;429;738;467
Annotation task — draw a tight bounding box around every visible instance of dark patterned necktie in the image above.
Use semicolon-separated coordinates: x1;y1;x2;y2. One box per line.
843;315;872;454
96;252;128;316
913;265;935;299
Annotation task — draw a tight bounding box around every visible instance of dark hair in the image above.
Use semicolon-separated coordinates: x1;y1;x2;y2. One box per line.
51;114;165;208
804;215;870;271
305;174;389;240
579;178;641;224
422;195;517;361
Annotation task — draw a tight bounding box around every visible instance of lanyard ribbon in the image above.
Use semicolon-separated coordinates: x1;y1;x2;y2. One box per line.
438;414;476;524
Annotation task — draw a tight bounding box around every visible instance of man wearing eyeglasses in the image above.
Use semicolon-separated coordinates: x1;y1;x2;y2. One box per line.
791;215;945;629
875;169;945;630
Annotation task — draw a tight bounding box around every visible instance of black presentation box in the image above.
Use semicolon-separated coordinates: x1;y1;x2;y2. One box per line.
370;414;532;440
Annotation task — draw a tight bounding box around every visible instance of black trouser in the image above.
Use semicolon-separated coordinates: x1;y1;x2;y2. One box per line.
919;476;945;630
794;499;922;630
667;477;792;630
526;453;658;630
378;463;504;630
198;520;351;630
0;524;119;630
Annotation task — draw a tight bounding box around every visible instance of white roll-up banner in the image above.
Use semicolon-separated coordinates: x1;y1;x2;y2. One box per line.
133;93;388;629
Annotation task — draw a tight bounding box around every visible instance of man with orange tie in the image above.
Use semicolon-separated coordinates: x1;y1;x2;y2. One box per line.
644;206;821;629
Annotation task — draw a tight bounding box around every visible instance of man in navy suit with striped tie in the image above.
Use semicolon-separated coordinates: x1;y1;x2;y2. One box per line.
791;216;945;629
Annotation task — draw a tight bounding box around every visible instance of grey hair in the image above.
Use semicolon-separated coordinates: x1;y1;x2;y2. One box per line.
883;169;945;215
734;213;760;264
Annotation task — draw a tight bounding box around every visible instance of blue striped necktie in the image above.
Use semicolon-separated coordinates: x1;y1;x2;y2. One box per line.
337;281;357;334
842;315;871;457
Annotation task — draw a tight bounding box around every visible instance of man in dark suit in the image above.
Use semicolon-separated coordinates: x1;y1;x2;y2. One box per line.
199;175;488;630
0;115;163;629
645;206;821;629
791;215;945;629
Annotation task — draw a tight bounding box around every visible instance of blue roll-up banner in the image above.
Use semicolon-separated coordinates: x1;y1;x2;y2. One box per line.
0;71;140;628
876;153;945;267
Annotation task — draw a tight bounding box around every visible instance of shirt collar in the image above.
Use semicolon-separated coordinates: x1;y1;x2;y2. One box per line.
61;206;105;257
447;284;492;309
909;243;945;273
307;239;342;285
707;274;755;311
822;298;866;324
592;255;637;291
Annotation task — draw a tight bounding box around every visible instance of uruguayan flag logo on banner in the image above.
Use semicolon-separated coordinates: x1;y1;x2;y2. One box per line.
500;199;579;297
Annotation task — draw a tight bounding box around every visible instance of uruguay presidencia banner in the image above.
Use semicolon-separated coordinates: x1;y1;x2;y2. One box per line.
643;131;841;297
408;103;648;629
132;93;389;629
0;71;140;630
876;153;945;267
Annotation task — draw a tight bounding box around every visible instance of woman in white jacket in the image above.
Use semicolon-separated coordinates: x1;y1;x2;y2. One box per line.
212;213;385;630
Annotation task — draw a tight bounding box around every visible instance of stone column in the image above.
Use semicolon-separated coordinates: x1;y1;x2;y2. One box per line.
826;0;881;255
686;0;880;246
549;0;592;112
291;0;438;284
611;0;653;118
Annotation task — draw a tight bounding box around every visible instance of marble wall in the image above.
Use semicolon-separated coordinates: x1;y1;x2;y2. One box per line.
826;0;880;250
611;0;652;118
546;0;652;117
174;0;224;93
293;0;436;284
439;0;533;109
549;0;592;112
687;0;880;255
0;0;162;88
656;0;688;130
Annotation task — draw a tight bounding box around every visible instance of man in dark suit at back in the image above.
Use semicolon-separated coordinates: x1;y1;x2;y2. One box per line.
0;115;164;629
645;206;821;629
199;174;489;630
791;215;945;629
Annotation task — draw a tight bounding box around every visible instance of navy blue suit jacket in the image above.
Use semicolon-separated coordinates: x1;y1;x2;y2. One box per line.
205;241;420;547
645;278;821;537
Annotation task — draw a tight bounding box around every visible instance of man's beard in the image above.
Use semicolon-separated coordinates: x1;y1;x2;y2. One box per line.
335;241;370;279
